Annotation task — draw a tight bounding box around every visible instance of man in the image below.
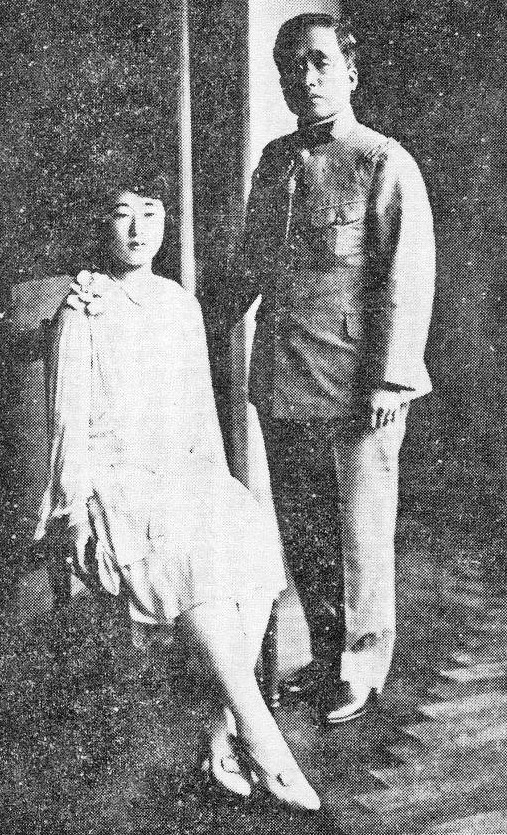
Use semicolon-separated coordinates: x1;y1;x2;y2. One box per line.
219;13;435;722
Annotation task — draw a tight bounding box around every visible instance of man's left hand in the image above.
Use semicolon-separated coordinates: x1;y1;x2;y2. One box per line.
367;389;402;430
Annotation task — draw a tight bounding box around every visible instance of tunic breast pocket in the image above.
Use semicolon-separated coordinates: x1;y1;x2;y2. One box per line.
310;201;366;261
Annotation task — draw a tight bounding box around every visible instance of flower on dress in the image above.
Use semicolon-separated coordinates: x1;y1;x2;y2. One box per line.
67;270;111;316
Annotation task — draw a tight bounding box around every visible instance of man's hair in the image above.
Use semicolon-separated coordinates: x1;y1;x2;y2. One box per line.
273;13;358;72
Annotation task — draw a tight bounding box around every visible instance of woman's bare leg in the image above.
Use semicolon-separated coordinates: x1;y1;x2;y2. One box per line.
179;598;319;809
206;592;274;775
237;593;274;669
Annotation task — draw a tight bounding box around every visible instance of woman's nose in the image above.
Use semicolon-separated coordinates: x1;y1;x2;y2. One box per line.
129;215;137;237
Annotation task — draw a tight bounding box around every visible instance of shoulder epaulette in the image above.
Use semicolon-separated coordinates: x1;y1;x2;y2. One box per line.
351;124;393;164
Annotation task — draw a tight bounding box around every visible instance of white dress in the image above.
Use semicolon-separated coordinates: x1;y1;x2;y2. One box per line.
36;274;285;622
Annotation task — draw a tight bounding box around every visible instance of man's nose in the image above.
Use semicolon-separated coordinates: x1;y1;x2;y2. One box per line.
304;63;319;87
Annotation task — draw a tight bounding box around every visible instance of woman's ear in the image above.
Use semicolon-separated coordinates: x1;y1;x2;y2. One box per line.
349;67;358;92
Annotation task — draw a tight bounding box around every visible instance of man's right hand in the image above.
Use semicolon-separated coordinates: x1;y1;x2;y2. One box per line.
366;388;402;430
66;270;110;316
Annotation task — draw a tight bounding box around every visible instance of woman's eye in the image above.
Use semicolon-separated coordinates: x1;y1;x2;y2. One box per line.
111;213;129;219
144;212;155;217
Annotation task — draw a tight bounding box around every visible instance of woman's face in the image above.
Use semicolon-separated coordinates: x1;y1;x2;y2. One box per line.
105;190;165;269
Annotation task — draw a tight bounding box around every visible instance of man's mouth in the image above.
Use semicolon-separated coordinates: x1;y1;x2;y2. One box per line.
128;241;145;249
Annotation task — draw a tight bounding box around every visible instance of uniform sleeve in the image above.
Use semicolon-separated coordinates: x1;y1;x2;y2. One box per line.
211;146;277;336
35;305;93;540
367;142;435;391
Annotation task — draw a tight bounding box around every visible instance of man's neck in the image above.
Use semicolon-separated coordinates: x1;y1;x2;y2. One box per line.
298;104;357;142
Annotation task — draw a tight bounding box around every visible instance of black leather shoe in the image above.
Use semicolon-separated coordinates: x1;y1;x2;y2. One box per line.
280;660;329;696
325;687;377;725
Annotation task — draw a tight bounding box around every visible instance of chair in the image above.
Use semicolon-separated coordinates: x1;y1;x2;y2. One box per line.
8;277;79;621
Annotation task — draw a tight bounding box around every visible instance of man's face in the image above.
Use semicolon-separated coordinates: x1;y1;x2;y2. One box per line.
277;25;357;122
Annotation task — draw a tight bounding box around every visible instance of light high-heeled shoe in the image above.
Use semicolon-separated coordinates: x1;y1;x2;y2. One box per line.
201;707;252;798
241;747;320;811
201;751;252;797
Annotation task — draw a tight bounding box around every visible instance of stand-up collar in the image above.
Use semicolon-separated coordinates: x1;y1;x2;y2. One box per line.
297;106;357;148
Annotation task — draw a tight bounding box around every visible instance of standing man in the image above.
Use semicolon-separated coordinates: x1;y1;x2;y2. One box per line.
217;12;435;723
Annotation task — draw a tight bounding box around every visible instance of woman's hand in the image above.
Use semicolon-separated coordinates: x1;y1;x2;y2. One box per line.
66;270;110;316
67;520;94;577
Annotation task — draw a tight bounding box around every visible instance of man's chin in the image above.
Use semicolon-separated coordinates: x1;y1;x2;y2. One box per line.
295;103;334;123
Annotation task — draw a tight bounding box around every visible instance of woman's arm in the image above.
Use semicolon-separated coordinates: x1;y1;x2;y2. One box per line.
35;305;93;562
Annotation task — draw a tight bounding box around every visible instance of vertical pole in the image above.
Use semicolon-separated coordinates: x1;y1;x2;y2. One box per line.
230;0;251;487
232;1;280;707
178;0;196;295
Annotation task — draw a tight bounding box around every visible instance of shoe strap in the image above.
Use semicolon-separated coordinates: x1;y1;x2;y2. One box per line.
220;754;241;775
276;770;296;788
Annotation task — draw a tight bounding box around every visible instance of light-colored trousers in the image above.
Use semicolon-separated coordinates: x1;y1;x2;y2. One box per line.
262;406;408;694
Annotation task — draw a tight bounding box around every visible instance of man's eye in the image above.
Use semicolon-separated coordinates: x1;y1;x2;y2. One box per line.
281;64;301;78
144;212;155;217
111;213;129;219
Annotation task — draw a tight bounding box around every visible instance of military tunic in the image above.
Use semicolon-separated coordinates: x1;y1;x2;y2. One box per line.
238;112;434;421
223;110;435;692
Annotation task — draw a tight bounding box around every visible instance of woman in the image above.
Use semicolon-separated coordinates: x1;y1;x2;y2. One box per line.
35;171;320;811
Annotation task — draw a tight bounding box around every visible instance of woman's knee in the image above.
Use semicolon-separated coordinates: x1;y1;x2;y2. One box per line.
179;599;245;660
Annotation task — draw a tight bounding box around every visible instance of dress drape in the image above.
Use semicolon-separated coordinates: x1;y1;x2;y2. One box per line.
36;274;285;623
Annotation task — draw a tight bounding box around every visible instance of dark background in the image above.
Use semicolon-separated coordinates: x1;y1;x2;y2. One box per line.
0;0;181;294
0;0;506;569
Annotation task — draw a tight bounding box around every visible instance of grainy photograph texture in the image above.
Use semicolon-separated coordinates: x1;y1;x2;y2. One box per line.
0;1;506;833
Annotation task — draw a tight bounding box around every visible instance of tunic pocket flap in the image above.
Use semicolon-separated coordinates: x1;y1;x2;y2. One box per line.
311;201;365;228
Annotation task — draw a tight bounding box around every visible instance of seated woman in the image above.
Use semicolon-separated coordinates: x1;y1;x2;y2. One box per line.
35;169;320;811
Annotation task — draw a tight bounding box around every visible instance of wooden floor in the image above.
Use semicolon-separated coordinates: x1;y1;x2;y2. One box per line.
333;563;507;835
3;524;507;835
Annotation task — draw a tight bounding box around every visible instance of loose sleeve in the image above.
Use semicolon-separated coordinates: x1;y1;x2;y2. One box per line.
35;305;93;540
367;141;435;392
190;301;230;470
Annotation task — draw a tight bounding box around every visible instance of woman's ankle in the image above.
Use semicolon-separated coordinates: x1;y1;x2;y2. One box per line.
224;706;237;736
237;722;296;775
209;706;236;756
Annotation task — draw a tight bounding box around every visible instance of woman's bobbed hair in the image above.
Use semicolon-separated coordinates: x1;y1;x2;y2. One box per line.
91;164;173;218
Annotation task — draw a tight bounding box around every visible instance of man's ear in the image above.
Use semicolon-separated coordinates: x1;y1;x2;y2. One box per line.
349;67;358;92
